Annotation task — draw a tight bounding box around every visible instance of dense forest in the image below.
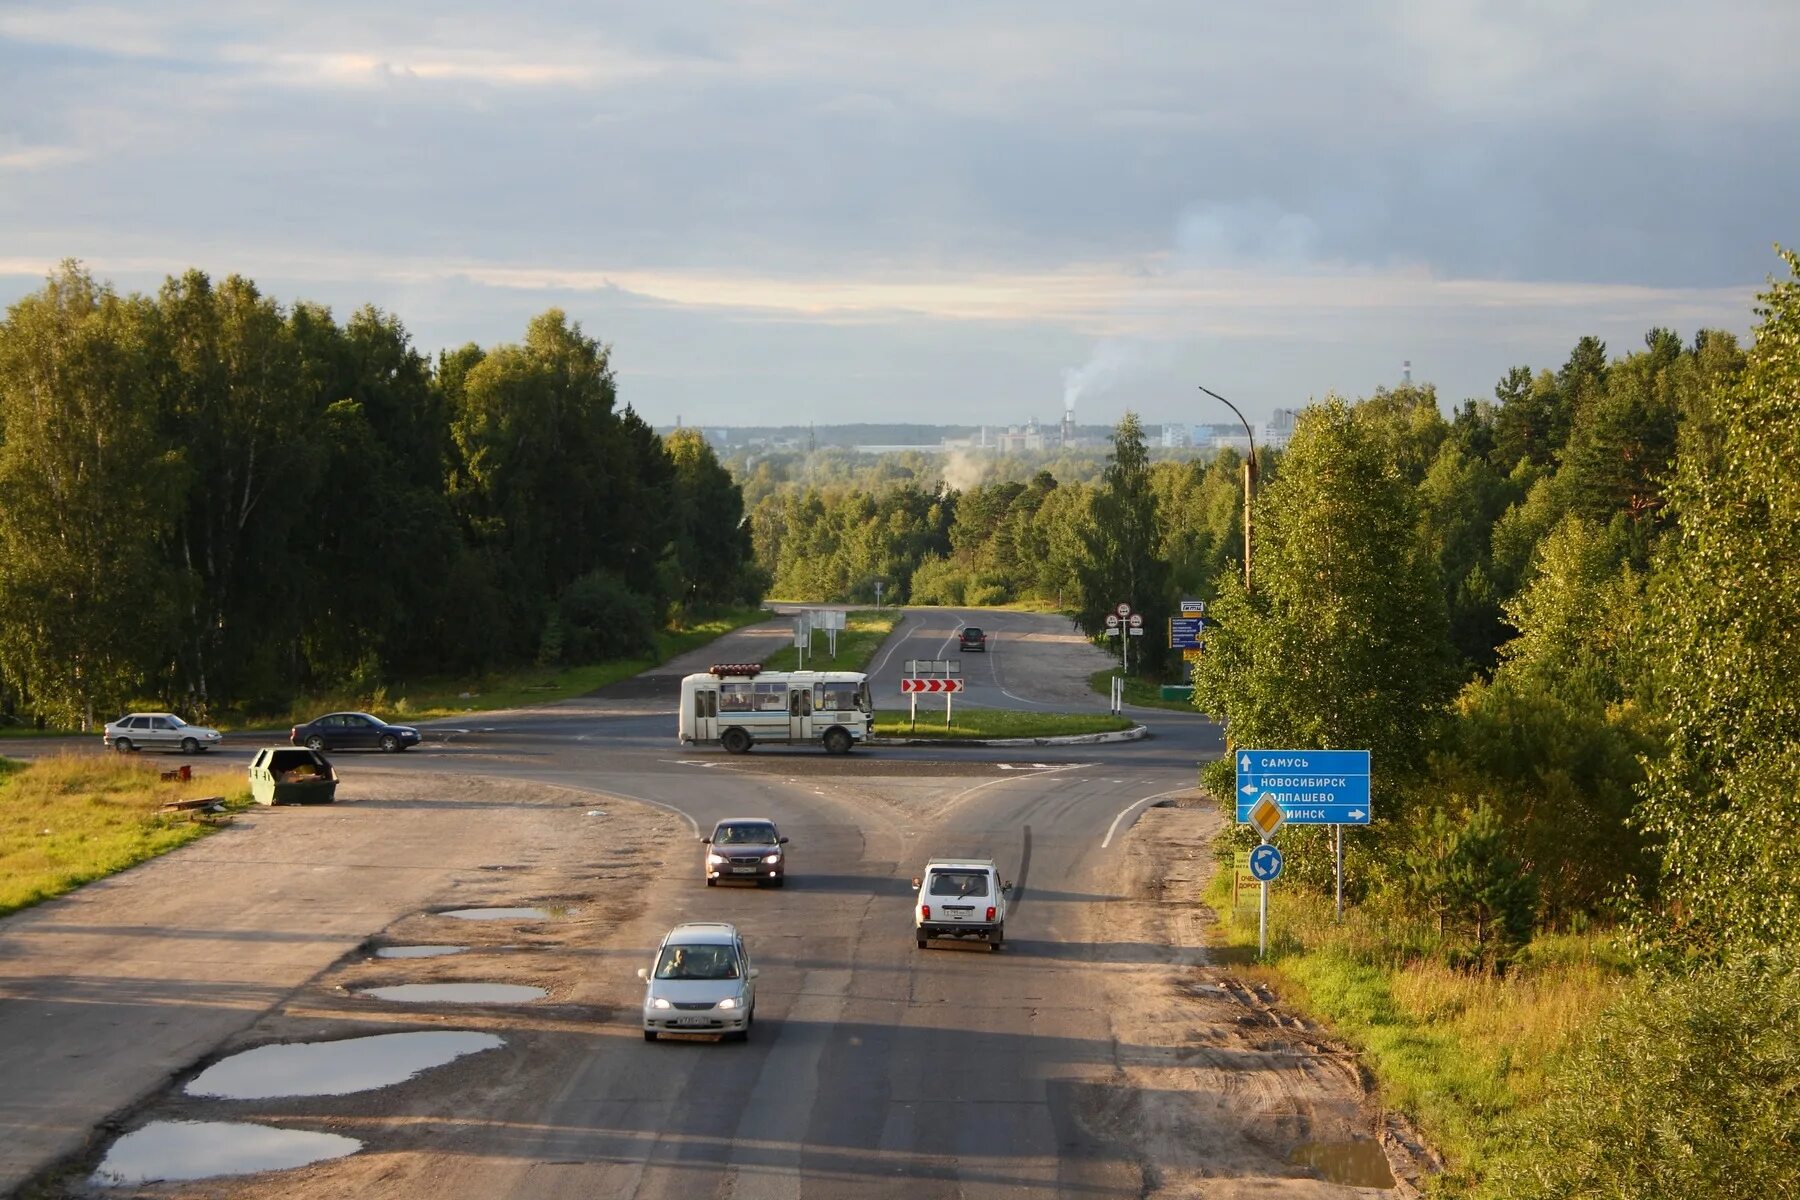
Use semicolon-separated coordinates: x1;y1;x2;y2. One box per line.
0;262;763;726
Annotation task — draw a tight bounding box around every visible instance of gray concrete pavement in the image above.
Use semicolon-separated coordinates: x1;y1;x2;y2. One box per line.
0;609;1227;1197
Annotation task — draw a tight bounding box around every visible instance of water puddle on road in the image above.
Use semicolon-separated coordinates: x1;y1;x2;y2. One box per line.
440;907;550;921
360;983;547;1004
1288;1140;1396;1189
374;945;468;959
185;1031;505;1099
91;1120;360;1185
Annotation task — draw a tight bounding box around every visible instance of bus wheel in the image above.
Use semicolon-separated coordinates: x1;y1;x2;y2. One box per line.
721;728;752;755
823;727;852;755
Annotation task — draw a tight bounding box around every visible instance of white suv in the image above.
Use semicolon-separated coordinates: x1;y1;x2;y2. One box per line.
913;859;1011;951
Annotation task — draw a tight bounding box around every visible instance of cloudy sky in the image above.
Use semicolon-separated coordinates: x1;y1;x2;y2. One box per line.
2;2;1795;429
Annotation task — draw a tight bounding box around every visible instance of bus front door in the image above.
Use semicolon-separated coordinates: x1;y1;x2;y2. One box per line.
694;688;718;743
789;688;812;743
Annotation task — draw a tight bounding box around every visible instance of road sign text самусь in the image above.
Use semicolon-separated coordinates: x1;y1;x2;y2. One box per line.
1235;749;1372;825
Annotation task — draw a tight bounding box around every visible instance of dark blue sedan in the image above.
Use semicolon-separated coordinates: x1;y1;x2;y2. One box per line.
290;711;421;753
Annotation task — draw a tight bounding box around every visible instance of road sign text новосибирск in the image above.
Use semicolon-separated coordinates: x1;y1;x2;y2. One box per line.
1235;749;1371;825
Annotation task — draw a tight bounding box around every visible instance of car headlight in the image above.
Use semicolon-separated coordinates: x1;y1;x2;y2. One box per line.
763;853;782;864
707;853;726;865
717;996;739;1010
650;997;672;1010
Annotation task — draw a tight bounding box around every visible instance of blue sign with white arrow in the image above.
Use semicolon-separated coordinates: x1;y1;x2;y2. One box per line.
1235;748;1372;825
1169;617;1206;650
1248;843;1284;882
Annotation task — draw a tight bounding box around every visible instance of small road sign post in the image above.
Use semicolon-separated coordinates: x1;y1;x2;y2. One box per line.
1112;602;1133;674
793;611;812;669
901;674;965;728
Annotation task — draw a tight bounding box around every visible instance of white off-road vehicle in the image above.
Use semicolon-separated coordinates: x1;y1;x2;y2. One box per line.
912;859;1011;951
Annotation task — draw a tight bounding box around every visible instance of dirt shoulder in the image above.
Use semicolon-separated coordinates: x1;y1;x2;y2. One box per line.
0;772;679;1197
1091;803;1436;1197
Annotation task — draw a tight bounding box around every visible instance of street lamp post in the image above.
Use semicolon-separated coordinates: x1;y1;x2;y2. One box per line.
1197;385;1256;597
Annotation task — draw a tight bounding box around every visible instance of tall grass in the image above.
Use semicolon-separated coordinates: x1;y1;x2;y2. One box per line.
1208;871;1626;1191
760;610;900;673
0;754;252;915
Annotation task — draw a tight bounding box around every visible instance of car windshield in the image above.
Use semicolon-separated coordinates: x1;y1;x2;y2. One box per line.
929;870;989;898
167;716;188;728
715;824;777;845
654;943;741;980
963;629;983;639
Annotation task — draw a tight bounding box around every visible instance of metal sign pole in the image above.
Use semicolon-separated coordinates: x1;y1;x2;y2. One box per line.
1258;879;1268;960
945;688;953;728
1334;824;1344;920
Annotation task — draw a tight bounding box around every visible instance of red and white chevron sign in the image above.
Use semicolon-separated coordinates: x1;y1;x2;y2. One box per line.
901;677;965;694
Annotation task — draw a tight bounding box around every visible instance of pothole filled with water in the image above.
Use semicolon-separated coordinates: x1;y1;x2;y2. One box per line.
374;945;468;959
440;907;549;921
1288;1140;1396;1189
359;983;547;1004
91;1120;361;1185
185;1031;505;1099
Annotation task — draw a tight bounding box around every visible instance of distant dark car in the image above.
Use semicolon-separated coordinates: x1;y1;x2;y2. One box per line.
958;627;987;652
290;711;420;753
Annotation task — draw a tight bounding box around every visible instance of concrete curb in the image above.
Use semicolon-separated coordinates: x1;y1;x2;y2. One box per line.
866;723;1149;749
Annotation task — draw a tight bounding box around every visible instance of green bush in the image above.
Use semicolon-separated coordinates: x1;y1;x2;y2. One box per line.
907;554;967;605
1485;949;1800;1200
555;570;656;661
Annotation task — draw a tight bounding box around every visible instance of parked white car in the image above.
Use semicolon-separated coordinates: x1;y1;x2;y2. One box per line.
913;858;1011;951
103;712;223;754
639;922;759;1042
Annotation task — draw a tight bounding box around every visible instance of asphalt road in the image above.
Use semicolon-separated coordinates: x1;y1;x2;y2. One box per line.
0;610;1234;1198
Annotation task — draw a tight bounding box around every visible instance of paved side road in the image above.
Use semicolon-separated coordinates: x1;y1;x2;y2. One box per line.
0;773;664;1194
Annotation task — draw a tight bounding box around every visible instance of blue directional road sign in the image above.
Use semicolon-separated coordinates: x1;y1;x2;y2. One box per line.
1236;748;1372;825
1169;617;1206;650
1248;843;1284;882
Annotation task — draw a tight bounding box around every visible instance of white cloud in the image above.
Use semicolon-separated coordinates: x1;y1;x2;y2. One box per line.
0;145;89;170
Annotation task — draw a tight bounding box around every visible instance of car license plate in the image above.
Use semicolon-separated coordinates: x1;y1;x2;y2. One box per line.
731;867;757;874
678;1016;709;1026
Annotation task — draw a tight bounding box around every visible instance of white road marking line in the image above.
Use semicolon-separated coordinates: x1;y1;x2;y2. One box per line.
946;761;1085;806
868;613;913;676
1101;788;1191;850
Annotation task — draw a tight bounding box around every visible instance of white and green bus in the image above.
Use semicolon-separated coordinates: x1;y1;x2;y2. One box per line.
678;664;872;755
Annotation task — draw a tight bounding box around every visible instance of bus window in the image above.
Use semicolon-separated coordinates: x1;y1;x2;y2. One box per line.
816;682;860;711
696;690;717;718
720;682;753;712
754;682;786;711
789;689;811;716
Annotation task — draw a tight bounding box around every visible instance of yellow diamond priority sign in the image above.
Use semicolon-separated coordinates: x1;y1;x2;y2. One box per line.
1247;794;1285;839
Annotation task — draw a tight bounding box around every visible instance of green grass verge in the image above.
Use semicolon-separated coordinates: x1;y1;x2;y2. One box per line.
1206;869;1626;1191
760;610;901;673
0;754;254;916
1086;667;1200;712
874;709;1133;739
240;607;773;726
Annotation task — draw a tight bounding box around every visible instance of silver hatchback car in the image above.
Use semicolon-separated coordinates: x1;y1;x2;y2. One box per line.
103;712;224;754
638;922;758;1042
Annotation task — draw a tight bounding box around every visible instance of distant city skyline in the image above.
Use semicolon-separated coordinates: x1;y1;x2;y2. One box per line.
2;2;1793;427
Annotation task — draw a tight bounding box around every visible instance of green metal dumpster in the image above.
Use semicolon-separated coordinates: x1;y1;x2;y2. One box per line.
249;747;339;805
